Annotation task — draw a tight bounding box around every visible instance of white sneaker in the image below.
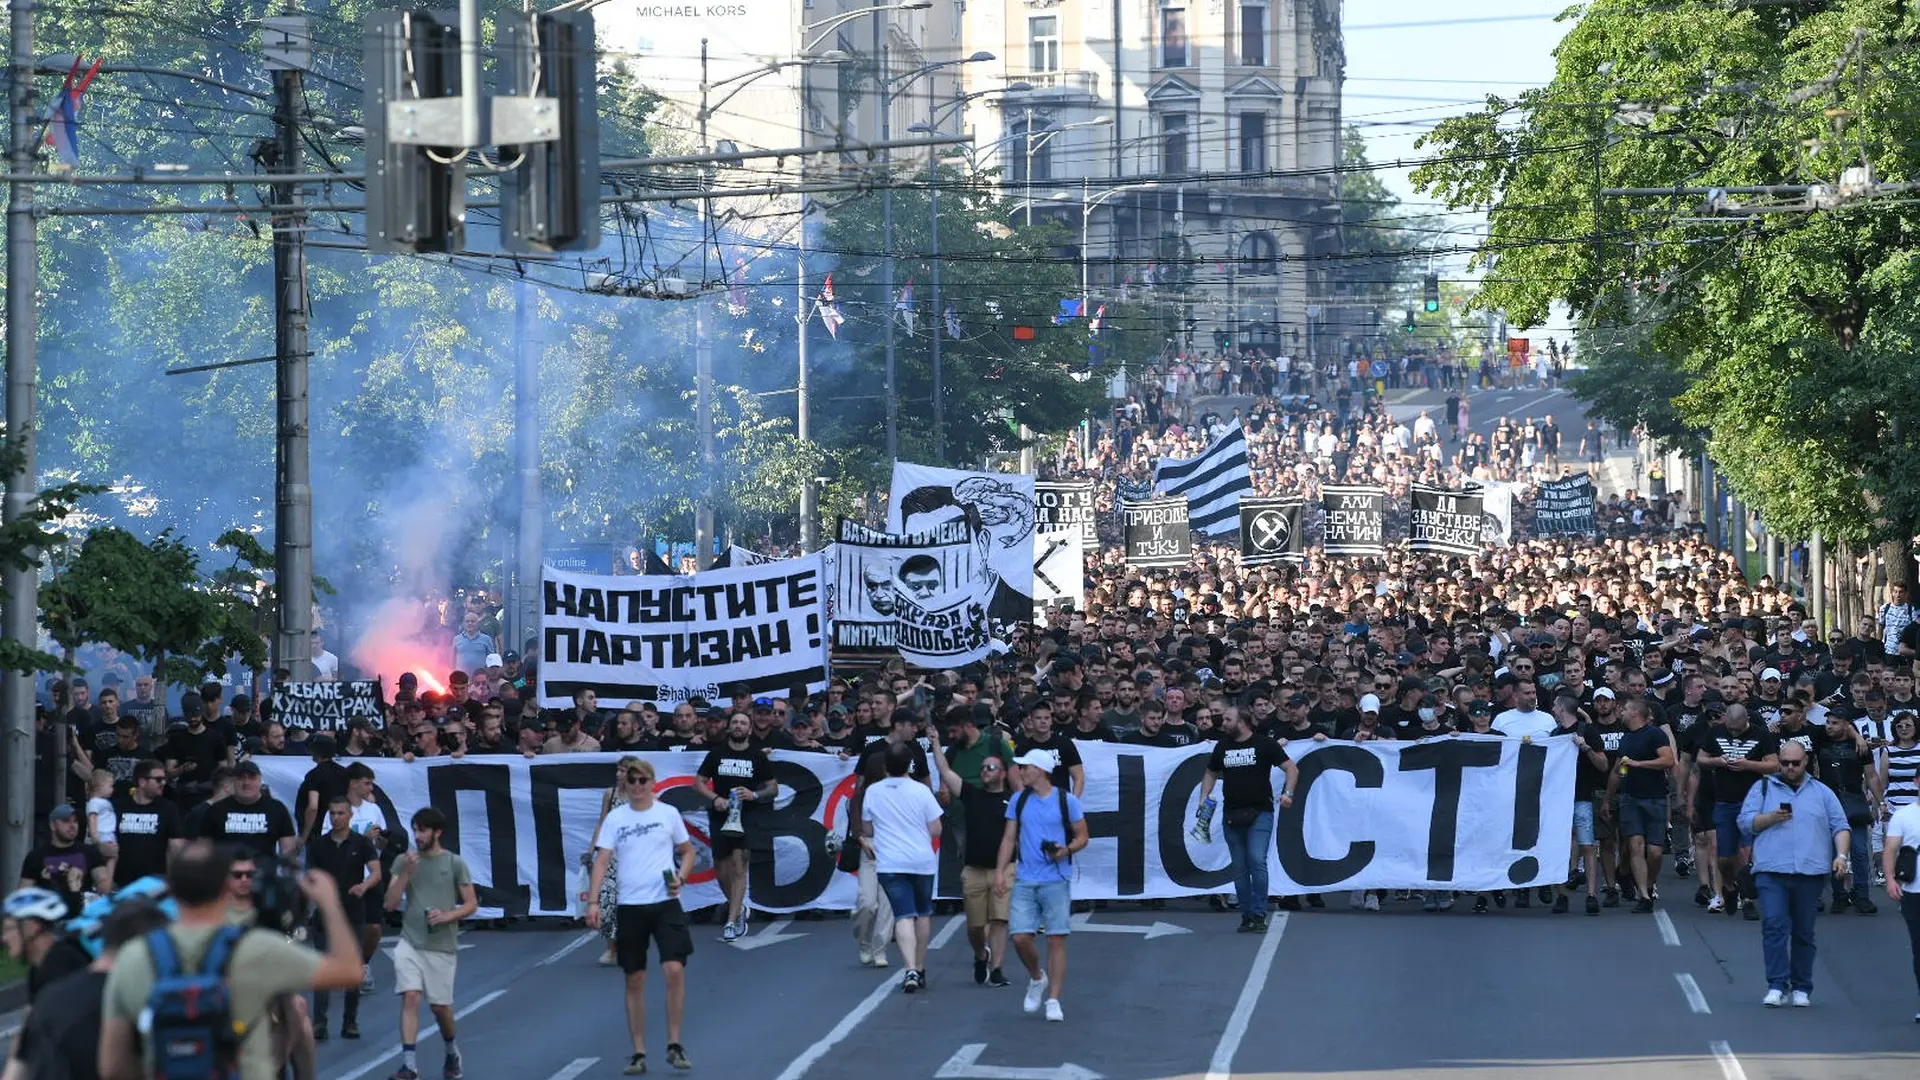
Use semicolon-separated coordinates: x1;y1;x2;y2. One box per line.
1044;999;1064;1023
1363;894;1381;912
721;920;742;943
1023;974;1049;1014
869;953;888;969
857;950;873;967
1789;990;1812;1008
1348;890;1365;910
1762;989;1786;1008
1706;895;1725;913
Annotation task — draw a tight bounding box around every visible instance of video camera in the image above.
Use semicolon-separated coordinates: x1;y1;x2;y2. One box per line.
246;851;313;939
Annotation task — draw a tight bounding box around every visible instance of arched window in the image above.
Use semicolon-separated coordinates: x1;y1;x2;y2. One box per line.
1238;231;1278;275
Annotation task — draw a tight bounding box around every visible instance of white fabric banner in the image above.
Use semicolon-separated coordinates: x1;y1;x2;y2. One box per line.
886;462;1037;608
258;736;1574;917
1469;480;1514;548
538;557;829;709
1031;528;1084;613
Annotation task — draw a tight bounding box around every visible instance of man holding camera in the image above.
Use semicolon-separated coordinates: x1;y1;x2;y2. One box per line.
995;749;1087;1023
1739;741;1852;1008
97;840;367;1080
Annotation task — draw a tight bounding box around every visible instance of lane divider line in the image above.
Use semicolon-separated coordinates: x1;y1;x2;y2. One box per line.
773;915;964;1080
1675;972;1710;1014
539;930;598;966
1203;912;1289;1080
326;988;508;1080
546;1058;598;1080
1654;909;1681;946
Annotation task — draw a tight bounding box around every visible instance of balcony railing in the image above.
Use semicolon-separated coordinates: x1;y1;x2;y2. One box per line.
1009;70;1099;97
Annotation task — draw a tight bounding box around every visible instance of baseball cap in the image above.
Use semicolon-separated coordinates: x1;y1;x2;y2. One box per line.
485;653;504;668
1359;693;1381;714
1013;749;1060;772
231;759;262;777
1468;700;1494;716
1592;687;1616;700
1760;668;1782;682
503;651;520;662
48;804;76;823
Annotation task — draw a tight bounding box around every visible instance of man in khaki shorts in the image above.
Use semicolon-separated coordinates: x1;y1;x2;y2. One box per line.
937;746;1013;986
384;807;477;1080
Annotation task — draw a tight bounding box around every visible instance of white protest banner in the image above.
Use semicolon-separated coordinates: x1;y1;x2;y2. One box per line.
269;680;385;732
255;751;864;920
256;736;1573;916
887;462;1036;616
538;555;829;709
1468;480;1514;548
827;519;1000;669
1031;528;1085;613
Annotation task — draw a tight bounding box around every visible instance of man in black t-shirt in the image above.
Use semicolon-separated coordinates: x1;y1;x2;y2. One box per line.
196;759;297;861
161;699;232;805
97;715;151;795
306;795;383;1039
1697;704;1779;918
694;712;776;942
1123;700;1195;748
112;758;184;886
1011;700;1085;795
295;735;352;840
16;806;110;919
1602;700;1675;913
1199;707;1295;932
934;743;1012;987
1811;710;1877;914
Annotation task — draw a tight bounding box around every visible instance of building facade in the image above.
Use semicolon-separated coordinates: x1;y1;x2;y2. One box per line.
957;0;1344;365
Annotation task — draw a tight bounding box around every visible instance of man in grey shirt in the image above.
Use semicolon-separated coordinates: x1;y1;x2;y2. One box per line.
384;807;478;1080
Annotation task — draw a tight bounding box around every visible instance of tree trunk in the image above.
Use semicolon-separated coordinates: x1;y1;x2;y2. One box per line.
1880;538;1915;594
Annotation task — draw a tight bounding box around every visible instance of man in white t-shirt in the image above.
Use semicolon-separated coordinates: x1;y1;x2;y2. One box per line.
860;739;949;994
588;758;696;1075
1493;679;1557;740
311;629;341;680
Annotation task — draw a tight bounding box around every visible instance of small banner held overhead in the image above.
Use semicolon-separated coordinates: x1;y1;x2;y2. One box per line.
269;680;386;732
1124;497;1193;569
1536;474;1598;537
1238;497;1306;567
1321;484;1387;557
1408;484;1485;558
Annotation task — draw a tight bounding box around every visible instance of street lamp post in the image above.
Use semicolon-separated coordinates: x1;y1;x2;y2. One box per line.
1019;114;1110;227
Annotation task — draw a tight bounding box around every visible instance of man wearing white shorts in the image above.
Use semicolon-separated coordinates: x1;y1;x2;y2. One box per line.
384;807;477;1080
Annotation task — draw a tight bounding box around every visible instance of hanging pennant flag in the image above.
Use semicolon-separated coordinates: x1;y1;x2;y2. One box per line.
1053;298;1084;326
1088;304;1105;334
818;273;845;338
897;279;917;336
945;304;962;340
46;58;104;170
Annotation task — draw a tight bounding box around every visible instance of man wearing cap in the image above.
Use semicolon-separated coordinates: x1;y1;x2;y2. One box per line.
995;749;1087;1023
1748;667;1786;730
161;692;232;806
197;759;298;862
16;806;110;919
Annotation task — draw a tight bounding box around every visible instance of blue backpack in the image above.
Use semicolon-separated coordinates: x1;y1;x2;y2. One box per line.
143;926;248;1080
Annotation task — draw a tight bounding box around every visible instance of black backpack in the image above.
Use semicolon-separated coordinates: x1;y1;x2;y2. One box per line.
143;926;248;1080
1011;787;1074;866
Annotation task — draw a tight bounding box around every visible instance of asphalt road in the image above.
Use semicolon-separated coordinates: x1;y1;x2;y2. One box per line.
281;878;1919;1080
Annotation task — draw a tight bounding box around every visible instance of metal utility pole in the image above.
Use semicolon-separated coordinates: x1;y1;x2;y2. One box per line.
267;15;314;679
695;39;717;567
514;278;541;651
796;199;817;550
927;103;944;464
2;0;39;893
877;12;898;464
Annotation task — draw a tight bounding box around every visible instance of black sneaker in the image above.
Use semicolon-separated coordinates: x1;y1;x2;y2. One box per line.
904;970;923;993
1306;894;1325;909
1237;916;1254;933
1473;896;1489;914
444;1053;464;1080
986;968;1009;988
974;957;988;984
391;1069;420;1080
1249;915;1268;934
1675;856;1693;878
624;1053;648;1075
1552;893;1569;914
342;1021;361;1040
1855;898;1878;915
1585;895;1600;916
1514;891;1531;909
1602;887;1620;908
314;1025;330;1043
1633;898;1654;914
1743;900;1760;921
1537;887;1554;905
1208;896;1228;912
1831;894;1852;914
665;1044;692;1070
1493;891;1507;909
1694;885;1712;907
1278;896;1302;911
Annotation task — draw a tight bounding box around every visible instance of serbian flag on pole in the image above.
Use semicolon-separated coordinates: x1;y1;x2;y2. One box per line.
817;274;845;338
46;58;103;169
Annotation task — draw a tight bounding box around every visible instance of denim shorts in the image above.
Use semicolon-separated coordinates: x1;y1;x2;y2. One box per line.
1571;799;1596;847
1712;802;1751;858
1009;879;1073;937
876;872;935;919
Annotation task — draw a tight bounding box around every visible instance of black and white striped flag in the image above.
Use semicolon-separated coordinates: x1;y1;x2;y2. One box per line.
1153;422;1252;536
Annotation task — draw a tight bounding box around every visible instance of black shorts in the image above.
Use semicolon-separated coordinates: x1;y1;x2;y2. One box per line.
616;901;694;972
706;812;749;857
1692;788;1716;834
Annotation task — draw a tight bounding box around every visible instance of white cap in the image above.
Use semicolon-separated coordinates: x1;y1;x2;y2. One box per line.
1013;749;1060;773
1760;667;1782;681
1592;686;1615;700
1359;693;1381;714
485;653;504;668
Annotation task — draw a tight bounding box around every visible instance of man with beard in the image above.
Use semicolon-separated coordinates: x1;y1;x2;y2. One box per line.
1011;699;1085;796
1123;699;1196;748
16;806;110;919
693;713;777;942
162;693;233;806
111;758;184;887
197;760;297;862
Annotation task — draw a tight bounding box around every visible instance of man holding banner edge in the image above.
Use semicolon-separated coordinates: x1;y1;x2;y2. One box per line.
1199;707;1300;933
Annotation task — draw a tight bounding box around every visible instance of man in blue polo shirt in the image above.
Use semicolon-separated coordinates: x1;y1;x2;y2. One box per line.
1738;741;1851;1008
994;749;1087;1024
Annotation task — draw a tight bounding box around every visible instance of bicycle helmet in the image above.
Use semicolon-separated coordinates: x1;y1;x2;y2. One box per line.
66;877;178;958
2;886;69;923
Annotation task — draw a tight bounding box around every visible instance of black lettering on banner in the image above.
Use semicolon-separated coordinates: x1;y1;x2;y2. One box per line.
1157;753;1234;891
1081;753;1147;895
1508;741;1548;883
1275;746;1383;886
530;761;619;913
1397;739;1503;882
746;760;835;909
427;763;531;916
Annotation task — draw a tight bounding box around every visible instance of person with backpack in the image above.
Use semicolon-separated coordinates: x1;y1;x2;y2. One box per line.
97;840;366;1080
993;749;1088;1023
10;899;169;1080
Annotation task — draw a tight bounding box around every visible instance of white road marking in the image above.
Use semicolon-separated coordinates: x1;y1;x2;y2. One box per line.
538;930;598;966
1710;1040;1749;1080
325;989;507;1080
1654;909;1681;946
935;1043;1103;1080
1675;972;1711;1014
545;1058;599;1080
772;915;964;1080
1203;911;1288;1080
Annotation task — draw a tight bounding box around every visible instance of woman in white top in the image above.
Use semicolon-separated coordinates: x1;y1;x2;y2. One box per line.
584;755;645;965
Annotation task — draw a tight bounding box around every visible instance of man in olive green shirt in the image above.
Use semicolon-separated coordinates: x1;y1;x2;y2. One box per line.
383;807;477;1080
98;840;366;1080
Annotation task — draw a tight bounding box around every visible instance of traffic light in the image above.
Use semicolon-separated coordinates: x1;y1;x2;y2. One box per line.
1213;330;1231;351
500;10;600;253
1403;309;1416;332
364;11;466;254
1422;273;1440;312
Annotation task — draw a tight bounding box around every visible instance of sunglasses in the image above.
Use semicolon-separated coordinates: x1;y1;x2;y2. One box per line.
230;869;254;880
625;772;653;784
